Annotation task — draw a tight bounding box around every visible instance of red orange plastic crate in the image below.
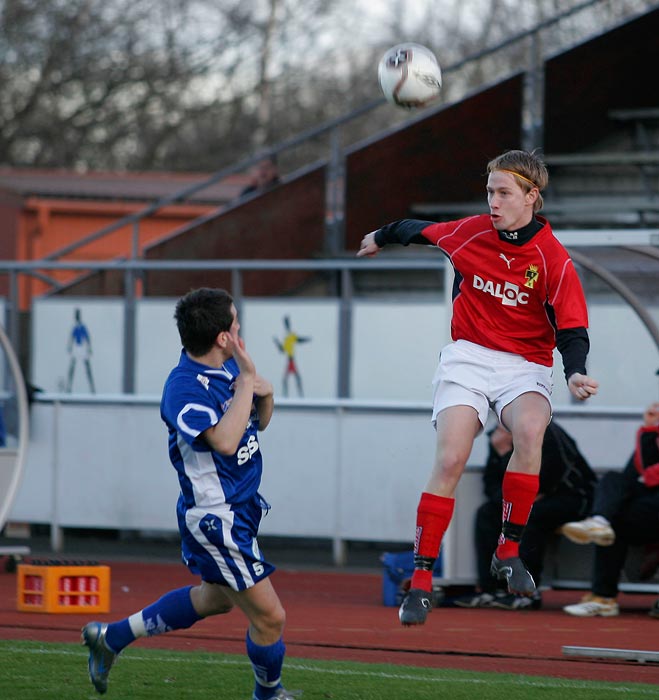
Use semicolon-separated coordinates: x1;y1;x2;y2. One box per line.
17;562;110;613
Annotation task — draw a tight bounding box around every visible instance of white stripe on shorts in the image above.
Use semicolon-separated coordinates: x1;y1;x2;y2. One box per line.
185;506;256;590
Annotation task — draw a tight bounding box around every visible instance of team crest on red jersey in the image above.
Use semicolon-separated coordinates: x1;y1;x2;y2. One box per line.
524;264;539;289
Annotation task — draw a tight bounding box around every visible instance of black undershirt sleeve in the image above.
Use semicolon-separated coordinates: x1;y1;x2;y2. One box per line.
374;219;435;247
556;327;590;381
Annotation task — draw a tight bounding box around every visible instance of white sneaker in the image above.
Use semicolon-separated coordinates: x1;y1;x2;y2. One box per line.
560;516;615;546
563;594;619;617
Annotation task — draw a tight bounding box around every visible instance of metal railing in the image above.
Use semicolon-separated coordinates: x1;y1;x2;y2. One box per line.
2;232;659;395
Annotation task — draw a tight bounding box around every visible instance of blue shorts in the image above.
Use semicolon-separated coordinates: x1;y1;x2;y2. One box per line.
177;492;275;591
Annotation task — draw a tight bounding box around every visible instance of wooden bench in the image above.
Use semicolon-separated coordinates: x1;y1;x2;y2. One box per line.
544;536;659;595
608;108;659;152
410;197;659;226
609;107;659;121
411;146;659;215
543;151;659;167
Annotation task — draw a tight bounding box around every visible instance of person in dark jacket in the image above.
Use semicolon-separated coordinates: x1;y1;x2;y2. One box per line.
562;402;659;617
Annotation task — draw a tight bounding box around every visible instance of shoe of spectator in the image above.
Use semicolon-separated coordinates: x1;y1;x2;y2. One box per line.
648;599;659;619
560;516;615;546
398;588;432;626
563;593;619;617
490;591;542;611
454;591;498;608
490;553;536;596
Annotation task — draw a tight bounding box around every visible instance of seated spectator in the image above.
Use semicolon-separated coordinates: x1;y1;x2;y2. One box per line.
562;402;659;617
456;420;596;610
240;156;281;197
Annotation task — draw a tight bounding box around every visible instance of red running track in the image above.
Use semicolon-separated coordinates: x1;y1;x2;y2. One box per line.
1;561;659;685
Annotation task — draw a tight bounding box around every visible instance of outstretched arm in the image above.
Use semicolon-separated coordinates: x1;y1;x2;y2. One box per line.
357;220;435;258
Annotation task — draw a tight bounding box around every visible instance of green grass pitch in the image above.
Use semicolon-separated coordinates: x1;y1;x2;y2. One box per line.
1;639;658;700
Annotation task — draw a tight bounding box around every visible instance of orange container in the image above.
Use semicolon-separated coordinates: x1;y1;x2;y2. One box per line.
17;564;110;614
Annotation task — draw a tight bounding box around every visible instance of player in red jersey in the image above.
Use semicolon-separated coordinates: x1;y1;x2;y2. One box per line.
357;149;599;626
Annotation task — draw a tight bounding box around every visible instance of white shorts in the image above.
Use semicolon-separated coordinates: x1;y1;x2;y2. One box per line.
431;340;553;429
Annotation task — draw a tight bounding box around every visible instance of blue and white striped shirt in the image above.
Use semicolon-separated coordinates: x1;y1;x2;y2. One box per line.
160;350;263;509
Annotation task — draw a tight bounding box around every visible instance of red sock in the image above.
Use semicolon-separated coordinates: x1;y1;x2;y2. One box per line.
410;492;454;591
496;472;539;560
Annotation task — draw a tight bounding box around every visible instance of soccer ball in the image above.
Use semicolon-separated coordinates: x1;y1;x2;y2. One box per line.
378;43;442;109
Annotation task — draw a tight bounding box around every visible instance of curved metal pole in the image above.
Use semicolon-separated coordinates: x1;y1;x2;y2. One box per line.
621;245;659;261
569;248;659;352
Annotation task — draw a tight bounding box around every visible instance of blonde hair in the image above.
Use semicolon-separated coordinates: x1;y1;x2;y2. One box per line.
487;150;548;212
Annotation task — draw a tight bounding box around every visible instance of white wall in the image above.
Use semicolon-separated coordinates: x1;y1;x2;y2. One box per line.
350;300;449;400
552;302;659;407
243;299;339;399
134;299;183;395
30;297;659;406
9;399;643;582
31;298;124;394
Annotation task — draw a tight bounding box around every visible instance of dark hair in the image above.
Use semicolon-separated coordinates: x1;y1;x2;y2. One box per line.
174;288;234;356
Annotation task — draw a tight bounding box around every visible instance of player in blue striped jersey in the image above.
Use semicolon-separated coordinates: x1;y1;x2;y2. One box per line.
82;288;298;700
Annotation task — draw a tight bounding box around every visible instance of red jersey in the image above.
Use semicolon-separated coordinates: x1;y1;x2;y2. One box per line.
420;214;588;367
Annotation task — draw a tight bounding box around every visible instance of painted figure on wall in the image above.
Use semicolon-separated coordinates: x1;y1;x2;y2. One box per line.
66;308;96;393
273;316;311;397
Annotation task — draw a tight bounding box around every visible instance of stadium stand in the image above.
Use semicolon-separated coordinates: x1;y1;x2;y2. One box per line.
12;5;654;305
